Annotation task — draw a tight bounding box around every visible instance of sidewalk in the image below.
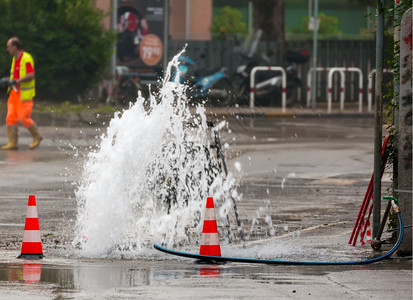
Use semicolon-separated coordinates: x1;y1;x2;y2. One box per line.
0;103;375;128
204;104;375;118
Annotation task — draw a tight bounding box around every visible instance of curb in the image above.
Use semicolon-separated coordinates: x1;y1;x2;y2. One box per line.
202;107;375;119
0;107;375;127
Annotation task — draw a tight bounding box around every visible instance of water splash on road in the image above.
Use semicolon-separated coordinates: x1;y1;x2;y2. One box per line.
71;51;240;258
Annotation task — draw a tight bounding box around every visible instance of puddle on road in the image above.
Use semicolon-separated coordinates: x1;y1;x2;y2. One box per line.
1;254;407;294
0;261;237;292
0;260;329;292
0;261;191;291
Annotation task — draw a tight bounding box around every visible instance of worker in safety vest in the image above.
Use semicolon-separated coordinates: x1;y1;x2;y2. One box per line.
1;37;42;150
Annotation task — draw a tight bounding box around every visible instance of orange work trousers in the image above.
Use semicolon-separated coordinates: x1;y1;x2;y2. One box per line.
6;89;34;128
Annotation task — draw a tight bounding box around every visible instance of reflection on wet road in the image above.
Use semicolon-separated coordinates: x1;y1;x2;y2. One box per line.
0;257;410;298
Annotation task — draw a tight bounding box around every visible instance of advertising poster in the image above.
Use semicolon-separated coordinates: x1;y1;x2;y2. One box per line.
117;0;166;75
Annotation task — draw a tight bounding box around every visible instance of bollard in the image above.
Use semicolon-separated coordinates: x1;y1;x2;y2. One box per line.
250;66;286;112
327;67;363;113
306;67;345;109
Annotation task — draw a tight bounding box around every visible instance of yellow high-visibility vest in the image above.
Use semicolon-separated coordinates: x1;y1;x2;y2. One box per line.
9;51;35;101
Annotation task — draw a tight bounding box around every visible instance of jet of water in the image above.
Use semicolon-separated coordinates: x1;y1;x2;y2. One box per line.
72;50;240;258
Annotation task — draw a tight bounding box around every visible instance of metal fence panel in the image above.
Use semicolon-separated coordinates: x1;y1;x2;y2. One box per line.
168;39;376;105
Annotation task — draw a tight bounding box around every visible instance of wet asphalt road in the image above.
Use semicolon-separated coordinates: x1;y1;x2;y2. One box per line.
0;113;411;299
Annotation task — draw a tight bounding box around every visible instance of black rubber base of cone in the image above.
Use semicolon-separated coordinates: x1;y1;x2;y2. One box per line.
17;254;44;259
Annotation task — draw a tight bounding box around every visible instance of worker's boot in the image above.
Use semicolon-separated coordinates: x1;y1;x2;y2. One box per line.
1;126;18;150
27;123;43;150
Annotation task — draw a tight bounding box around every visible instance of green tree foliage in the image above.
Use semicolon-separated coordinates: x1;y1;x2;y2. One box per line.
0;0;115;101
291;12;341;35
212;6;248;37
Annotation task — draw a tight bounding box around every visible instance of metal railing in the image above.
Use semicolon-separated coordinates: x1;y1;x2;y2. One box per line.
249;66;286;112
168;39;376;106
367;68;393;112
306;67;345;108
327;67;363;113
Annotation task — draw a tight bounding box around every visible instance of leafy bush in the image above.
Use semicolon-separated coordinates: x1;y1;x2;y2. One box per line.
290;12;341;36
0;0;116;101
212;6;248;37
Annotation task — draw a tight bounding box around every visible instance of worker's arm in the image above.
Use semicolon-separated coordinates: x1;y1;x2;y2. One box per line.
15;71;35;84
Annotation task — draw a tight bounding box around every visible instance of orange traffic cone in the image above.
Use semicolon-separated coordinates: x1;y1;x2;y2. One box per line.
199;197;221;257
18;195;44;259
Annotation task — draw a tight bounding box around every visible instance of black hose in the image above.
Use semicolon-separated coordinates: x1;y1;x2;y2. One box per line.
154;212;404;265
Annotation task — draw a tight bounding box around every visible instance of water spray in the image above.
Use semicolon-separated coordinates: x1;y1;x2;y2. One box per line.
154;197;404;265
71;49;248;258
209;122;245;246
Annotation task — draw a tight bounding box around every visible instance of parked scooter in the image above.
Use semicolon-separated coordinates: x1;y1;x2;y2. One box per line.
174;56;237;106
232;30;309;106
174;30;309;107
